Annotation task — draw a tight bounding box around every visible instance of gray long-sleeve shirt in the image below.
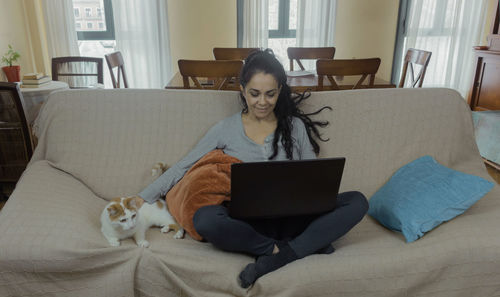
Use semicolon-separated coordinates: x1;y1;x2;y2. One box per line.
139;112;317;203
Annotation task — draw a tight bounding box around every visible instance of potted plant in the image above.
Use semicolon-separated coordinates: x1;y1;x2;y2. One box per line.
1;45;21;82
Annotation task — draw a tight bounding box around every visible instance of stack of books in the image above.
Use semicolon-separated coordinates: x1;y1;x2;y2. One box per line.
21;73;51;88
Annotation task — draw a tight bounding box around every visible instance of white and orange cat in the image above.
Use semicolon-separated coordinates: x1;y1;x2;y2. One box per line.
101;163;184;247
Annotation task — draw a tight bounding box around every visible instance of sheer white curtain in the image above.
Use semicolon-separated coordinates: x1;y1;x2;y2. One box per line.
404;0;487;96
42;0;80;57
112;0;172;88
295;0;337;70
242;0;269;48
296;0;336;47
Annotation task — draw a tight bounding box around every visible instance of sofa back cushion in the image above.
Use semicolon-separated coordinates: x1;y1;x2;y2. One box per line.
31;88;485;200
306;88;489;197
307;88;485;197
32;89;241;199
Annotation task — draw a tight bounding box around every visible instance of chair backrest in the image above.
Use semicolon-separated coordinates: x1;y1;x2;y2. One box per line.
105;51;128;88
213;47;259;60
287;47;336;71
316;58;381;91
398;48;432;88
52;56;103;89
0;82;34;183
178;60;243;91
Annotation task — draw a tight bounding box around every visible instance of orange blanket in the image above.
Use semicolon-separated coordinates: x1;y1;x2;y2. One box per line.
166;149;242;240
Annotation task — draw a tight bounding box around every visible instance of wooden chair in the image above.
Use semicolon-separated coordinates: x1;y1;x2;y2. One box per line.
213;48;259;60
287;47;336;71
177;60;243;90
105;51;128;88
0;82;34;189
316;58;381;91
52;56;103;89
398;48;432;88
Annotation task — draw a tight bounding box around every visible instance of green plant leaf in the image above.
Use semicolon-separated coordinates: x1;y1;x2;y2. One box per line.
2;44;21;67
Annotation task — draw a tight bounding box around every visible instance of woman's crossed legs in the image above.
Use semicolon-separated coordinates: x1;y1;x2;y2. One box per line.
193;191;368;287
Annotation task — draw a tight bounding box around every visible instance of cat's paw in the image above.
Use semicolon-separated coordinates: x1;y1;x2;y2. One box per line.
108;238;120;247
137;240;150;248
161;223;180;234
173;229;185;239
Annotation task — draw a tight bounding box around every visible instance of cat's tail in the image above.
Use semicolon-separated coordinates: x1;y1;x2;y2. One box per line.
168;223;180;233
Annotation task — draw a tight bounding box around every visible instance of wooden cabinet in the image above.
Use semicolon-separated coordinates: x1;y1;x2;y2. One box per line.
468;1;500;111
0;83;33;195
468;50;500;111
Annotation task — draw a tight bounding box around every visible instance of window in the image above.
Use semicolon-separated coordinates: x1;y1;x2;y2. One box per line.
73;0;116;88
391;0;486;95
75;0;115;40
236;0;298;69
268;0;298;69
268;0;296;39
85;7;92;17
74;8;80;18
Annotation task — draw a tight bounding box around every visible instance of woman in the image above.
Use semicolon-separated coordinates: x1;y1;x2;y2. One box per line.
138;49;368;288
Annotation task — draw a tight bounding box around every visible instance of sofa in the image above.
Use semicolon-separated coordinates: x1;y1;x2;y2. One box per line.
0;87;499;297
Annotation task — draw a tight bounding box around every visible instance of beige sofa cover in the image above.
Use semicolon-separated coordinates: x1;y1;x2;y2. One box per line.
0;88;499;297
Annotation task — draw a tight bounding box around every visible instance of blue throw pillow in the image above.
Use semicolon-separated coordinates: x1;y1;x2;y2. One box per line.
368;155;494;243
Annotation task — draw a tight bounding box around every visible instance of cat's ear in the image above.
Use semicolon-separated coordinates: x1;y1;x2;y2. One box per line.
111;197;122;203
107;204;120;216
134;196;145;209
124;196;144;210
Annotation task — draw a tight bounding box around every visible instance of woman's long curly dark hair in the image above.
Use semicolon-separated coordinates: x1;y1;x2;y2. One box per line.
239;49;332;160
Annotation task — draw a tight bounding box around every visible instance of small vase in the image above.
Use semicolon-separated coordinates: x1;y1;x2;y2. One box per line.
2;66;21;82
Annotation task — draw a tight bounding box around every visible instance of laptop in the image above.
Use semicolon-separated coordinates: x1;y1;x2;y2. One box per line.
229;157;345;219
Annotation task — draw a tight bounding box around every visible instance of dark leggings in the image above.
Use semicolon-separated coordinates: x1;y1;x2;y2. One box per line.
192;191;369;259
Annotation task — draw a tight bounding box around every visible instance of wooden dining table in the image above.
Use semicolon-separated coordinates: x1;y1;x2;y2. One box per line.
165;71;395;92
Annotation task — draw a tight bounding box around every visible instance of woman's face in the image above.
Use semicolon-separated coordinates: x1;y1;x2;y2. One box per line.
241;72;281;121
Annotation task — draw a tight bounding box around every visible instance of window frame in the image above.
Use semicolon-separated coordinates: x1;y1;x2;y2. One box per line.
236;0;296;46
391;0;411;84
237;0;243;47
76;0;115;41
269;0;296;39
